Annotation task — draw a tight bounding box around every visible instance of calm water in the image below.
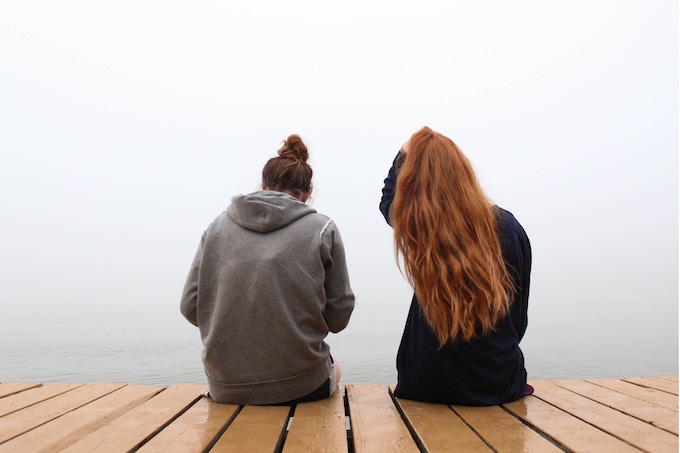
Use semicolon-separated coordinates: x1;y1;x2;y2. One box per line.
1;299;677;386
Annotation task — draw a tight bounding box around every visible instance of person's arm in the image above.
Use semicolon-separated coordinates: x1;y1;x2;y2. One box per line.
379;151;405;226
180;232;207;327
510;221;532;342
516;228;532;341
320;222;355;333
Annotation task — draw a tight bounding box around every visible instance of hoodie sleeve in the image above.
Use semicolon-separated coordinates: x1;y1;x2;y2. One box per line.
180;231;207;327
320;221;355;333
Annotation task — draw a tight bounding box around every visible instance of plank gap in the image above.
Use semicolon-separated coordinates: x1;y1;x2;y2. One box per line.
273;405;295;453
499;402;571;452
550;380;678;436
132;388;206;451
343;388;355;453
200;404;244;453
447;406;499;453
530;393;650;452
387;386;431;453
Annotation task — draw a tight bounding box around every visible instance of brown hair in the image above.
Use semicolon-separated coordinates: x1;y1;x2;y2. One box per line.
262;134;313;200
391;127;513;345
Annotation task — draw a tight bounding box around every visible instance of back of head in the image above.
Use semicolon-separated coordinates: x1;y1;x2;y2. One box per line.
262;134;313;200
392;127;512;345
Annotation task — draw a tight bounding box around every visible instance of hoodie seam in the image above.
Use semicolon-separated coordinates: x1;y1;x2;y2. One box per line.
320;219;333;237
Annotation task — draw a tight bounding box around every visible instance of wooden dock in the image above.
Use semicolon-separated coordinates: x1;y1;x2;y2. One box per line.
0;376;676;452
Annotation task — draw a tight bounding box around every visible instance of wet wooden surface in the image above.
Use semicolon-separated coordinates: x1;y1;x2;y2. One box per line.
0;376;676;452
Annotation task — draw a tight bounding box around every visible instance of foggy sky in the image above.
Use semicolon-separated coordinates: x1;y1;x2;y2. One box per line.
1;1;677;358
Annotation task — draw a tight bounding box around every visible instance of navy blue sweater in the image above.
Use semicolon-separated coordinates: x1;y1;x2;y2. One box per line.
380;152;532;405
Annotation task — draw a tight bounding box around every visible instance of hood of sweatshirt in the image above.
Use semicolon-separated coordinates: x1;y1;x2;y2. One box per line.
226;190;316;233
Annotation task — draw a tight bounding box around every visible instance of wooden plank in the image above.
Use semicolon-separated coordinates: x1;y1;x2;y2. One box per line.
283;388;347;452
137;396;238;452
0;377;674;452
656;376;679;383
587;378;678;412
452;404;563;453
210;405;290;453
640;376;679;394
0;383;82;417
0;384;162;453
0;383;124;444
389;387;491;452
346;384;419;453
554;379;678;434
0;383;42;398
505;390;641;452
531;381;677;452
61;384;205;453
623;377;679;395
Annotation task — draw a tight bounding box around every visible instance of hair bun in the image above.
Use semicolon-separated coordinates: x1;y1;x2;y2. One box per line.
278;134;309;163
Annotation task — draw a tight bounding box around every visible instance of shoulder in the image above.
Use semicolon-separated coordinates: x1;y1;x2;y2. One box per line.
205;210;231;231
301;212;343;245
308;212;337;235
495;205;517;224
494;206;530;245
495;206;525;231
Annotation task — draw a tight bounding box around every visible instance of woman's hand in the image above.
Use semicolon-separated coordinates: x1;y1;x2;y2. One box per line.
400;140;410;155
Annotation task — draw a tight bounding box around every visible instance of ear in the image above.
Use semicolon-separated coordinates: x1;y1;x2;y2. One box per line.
299;190;311;203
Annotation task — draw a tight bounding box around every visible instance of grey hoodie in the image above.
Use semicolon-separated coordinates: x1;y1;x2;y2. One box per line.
180;191;355;404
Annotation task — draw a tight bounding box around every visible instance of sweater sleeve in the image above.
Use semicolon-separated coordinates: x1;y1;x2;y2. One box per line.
320;221;355;333
379;151;404;226
180;232;206;327
505;215;531;342
515;222;532;341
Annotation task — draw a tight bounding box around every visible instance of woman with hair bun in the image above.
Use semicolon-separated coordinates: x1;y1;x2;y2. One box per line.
380;126;532;405
181;134;355;405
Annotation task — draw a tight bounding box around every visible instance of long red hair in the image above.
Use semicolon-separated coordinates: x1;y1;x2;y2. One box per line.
392;127;513;345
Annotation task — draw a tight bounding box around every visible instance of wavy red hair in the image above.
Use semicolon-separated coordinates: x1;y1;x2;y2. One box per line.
392;127;513;345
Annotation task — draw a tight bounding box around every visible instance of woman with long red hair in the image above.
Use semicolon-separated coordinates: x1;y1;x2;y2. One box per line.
380;126;533;405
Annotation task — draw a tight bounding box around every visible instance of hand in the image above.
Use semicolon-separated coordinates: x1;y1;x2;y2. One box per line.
400;140;410;154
